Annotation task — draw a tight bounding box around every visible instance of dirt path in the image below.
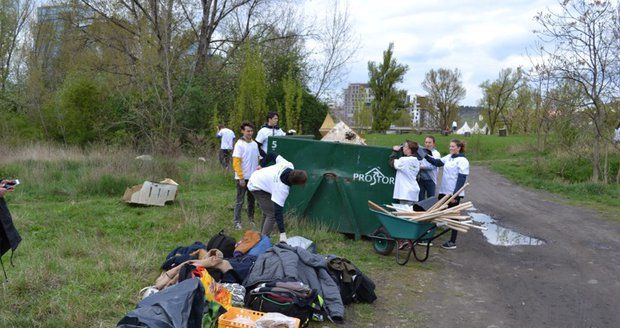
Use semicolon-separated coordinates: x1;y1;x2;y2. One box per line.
414;166;620;327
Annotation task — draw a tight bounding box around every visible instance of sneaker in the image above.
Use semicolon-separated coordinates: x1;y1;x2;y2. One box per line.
417;241;433;247
398;241;411;250
441;241;457;250
249;220;257;229
234;222;242;230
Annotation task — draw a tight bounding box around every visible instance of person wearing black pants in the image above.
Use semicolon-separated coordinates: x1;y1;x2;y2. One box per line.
424;139;469;249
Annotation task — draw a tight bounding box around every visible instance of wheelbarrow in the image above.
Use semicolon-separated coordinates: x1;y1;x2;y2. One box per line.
368;204;452;265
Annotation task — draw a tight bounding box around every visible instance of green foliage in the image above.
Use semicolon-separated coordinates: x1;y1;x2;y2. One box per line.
300;90;329;137
368;43;408;131
421;68;466;130
283;68;303;133
393;109;413;127
479;68;523;135
234;44;268;130
42;75;106;145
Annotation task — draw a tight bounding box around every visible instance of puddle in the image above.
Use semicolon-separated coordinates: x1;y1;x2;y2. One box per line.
469;212;546;246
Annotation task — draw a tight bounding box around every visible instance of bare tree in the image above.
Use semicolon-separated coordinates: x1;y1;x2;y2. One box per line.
479;68;523;135
310;0;359;99
421;68;466;131
533;0;620;183
0;0;33;92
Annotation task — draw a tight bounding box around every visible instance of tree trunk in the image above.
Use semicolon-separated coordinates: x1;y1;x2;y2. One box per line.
592;135;601;183
603;144;609;184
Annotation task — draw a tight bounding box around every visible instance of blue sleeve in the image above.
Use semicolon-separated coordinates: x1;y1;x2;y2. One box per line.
274;203;285;233
425;155;444;167
453;173;467;195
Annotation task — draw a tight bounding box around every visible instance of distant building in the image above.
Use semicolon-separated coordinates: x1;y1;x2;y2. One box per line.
409;95;435;128
342;83;373;125
35;5;94;57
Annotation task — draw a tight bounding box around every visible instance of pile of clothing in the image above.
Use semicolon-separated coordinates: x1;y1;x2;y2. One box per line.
117;231;377;327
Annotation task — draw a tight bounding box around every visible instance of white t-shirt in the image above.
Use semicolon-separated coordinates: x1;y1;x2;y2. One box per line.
419;149;441;184
248;156;293;207
232;139;260;180
217;128;235;150
255;126;286;154
437;155;470;196
392;156;420;202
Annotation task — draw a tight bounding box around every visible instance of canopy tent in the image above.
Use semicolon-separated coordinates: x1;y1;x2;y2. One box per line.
456;122;472;135
319;113;336;137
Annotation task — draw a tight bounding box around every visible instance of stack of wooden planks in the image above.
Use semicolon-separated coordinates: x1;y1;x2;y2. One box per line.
370;183;487;233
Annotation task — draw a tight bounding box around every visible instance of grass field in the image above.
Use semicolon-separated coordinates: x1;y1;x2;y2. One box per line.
0;144;432;327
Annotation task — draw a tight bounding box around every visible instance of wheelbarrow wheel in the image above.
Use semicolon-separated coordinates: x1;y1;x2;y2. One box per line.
373;227;395;255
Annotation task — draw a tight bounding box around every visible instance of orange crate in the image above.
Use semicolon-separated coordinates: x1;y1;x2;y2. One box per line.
218;307;300;328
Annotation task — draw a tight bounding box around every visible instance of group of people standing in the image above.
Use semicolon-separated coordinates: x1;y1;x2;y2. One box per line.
389;136;470;250
216;112;307;243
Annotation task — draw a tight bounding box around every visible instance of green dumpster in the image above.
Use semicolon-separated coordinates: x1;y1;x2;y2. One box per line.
267;136;396;239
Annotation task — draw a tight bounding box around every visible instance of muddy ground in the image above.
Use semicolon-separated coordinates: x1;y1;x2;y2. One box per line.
413;166;620;328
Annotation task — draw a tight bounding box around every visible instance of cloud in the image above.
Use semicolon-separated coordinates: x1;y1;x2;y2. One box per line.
304;0;558;105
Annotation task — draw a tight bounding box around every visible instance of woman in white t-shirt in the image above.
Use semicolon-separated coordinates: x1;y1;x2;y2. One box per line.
389;140;421;205
424;139;469;250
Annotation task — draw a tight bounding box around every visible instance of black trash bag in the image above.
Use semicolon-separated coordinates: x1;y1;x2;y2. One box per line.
0;197;21;281
413;196;438;212
117;278;206;328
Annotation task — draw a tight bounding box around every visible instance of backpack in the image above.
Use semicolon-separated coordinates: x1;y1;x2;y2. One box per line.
207;230;236;259
161;241;208;270
246;282;320;327
327;257;377;305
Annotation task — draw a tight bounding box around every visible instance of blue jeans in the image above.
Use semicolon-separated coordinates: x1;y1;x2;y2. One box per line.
418;179;436;201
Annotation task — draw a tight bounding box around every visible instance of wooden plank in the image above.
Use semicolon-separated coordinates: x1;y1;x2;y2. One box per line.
427;194;451;212
368;200;391;215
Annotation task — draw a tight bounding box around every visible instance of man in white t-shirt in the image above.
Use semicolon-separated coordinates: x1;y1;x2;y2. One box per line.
216;125;236;170
255;112;286;158
248;155;307;242
232;122;261;230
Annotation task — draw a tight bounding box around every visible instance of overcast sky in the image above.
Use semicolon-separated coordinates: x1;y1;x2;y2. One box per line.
304;0;560;105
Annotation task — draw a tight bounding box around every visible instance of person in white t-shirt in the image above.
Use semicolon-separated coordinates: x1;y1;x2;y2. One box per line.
216;125;236;170
248;155;307;242
389;140;421;205
255;112;286;159
231;122;261;230
424;139;470;250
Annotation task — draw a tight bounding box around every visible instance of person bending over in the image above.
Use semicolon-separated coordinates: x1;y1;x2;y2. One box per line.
248;155;307;242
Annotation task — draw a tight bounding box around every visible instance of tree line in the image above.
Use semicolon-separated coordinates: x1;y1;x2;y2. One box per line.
0;0;358;154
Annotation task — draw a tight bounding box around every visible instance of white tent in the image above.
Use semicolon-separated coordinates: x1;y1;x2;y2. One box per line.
472;122;481;134
456;122;472;135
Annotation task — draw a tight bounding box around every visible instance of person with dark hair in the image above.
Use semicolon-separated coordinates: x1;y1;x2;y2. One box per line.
216;124;235;170
255;112;286;156
248;155;307;242
418;135;441;200
424;139;469;250
231;122;261;230
389;140;421;205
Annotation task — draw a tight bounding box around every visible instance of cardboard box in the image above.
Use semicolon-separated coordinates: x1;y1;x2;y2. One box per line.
122;179;178;206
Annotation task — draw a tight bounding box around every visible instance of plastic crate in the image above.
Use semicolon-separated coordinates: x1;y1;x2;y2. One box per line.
218;307;300;328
